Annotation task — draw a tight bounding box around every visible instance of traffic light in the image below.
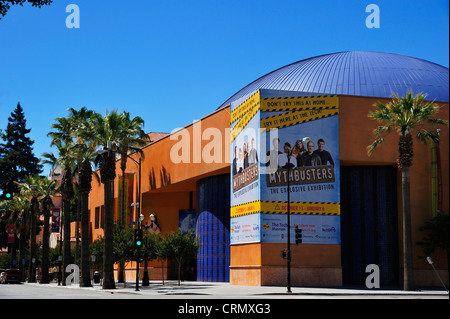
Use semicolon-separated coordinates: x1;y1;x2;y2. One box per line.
134;229;143;247
295;226;302;244
0;182;13;200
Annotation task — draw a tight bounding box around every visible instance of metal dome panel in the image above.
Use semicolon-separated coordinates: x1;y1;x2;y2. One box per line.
220;51;449;108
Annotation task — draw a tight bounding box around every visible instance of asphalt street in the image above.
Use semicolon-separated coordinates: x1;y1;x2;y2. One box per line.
0;280;448;299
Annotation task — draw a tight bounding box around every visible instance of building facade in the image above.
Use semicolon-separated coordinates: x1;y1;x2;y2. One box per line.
81;51;448;287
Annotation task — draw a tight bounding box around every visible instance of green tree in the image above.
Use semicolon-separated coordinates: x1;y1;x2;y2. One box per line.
92;110;124;289
16;175;42;283
116;112;149;283
117;112;149;228
367;90;448;290
417;213;449;281
0;0;53;20
0;102;43;193
45;115;77;285
164;229;200;286
69;107;97;287
154;232;170;284
0;192;30;278
112;226;135;269
91;110;149;289
141;232;158;286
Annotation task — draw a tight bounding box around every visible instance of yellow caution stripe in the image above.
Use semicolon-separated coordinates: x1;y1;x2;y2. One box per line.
261;95;339;112
230;90;261;124
261;107;338;130
230;200;261;218
231;200;340;217
231;102;261;142
260;201;340;215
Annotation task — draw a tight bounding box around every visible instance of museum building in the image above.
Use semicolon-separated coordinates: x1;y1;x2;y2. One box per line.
83;51;449;287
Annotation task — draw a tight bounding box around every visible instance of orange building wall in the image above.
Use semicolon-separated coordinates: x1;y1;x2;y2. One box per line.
340;95;449;286
85;106;231;280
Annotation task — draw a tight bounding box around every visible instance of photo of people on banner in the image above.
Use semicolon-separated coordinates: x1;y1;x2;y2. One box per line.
232;136;258;176
260;114;339;204
265;136;334;170
231;114;261;203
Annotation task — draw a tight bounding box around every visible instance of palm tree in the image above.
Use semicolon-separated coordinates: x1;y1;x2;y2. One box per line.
2;194;30;281
16;175;42;283
46;115;77;285
116;111;150;283
92;110;124;289
117;112;149;228
367;90;448;290
39;177;57;284
66;107;96;267
71;109;98;287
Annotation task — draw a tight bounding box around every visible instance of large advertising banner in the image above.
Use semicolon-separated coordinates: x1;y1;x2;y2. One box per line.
230;89;340;245
230;90;261;208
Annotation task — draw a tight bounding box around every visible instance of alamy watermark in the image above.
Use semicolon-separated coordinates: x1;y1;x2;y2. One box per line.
65;264;80;286
365;264;380;288
169;121;280;173
65;4;80;29
365;4;380;28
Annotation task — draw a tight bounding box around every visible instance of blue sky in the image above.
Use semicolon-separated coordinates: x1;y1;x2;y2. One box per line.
0;0;448;176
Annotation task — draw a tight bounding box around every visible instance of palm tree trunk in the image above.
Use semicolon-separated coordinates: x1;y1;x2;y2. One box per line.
62;198;71;286
80;190;92;287
28;198;38;283
19;233;26;282
118;167;126;283
75;188;80;266
401;167;415;290
40;209;50;284
62;169;74;286
9;236;17;269
102;179;116;289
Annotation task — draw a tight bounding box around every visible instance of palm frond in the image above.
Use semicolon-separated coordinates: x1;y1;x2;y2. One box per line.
374;125;391;136
367;137;385;156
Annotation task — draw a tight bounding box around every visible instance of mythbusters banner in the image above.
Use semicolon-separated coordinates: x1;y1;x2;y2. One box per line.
230;89;340;245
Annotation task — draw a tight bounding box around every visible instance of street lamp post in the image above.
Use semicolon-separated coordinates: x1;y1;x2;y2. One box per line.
142;213;149;287
286;151;292;293
128;155;142;291
127;155;142;291
136;211;142;291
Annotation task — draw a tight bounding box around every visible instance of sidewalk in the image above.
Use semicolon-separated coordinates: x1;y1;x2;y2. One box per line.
25;280;449;298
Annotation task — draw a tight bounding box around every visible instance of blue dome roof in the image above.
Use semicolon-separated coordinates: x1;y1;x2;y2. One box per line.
220;51;449;107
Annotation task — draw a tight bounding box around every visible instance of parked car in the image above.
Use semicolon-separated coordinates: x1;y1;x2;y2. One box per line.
1;269;20;284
